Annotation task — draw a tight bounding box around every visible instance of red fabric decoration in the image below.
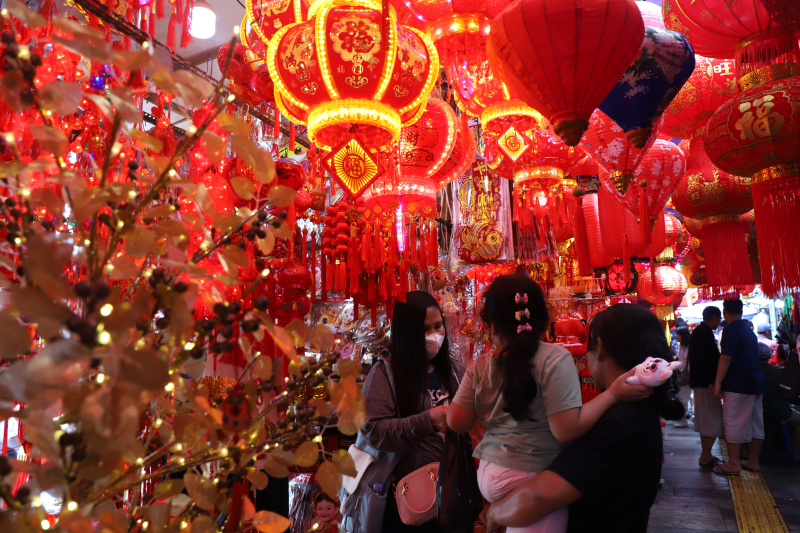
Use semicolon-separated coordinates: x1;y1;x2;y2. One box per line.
581;192;615;269
487;0;645;146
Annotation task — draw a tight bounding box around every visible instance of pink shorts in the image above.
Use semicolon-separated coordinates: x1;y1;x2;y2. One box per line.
477;460;568;533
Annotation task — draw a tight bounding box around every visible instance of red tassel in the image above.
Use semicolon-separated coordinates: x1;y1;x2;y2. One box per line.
273;108;281;141
703;218;753;289
367;274;376;302
180;0;193;48
157;0;165;18
361;225;373;273
350;232;361;295
428;223;438;266
399;261;408;302
148;8;156;36
310;231;317;302
573;197;593;277
320;257;327;301
639;183;651;245
373;225;385;270
623;233;631;285
378;267;388;301
167;7;177;49
418;224;427;271
409;222;418;266
289;123;296;152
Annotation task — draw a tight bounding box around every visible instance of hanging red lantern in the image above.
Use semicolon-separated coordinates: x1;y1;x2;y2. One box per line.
703;77;800;295
428;114;476;189
267;0;439;152
580;192;615;269
662;56;738;140
598;185;655;258
637;264;688;321
671;135;753;288
487;0;645;146
397;98;458;182
579;109;662;196
246;0;308;47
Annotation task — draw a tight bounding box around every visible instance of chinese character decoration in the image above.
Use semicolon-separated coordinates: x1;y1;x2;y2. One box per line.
453;158;507;263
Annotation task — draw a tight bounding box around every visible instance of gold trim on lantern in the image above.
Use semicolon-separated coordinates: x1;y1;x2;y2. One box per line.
609;170;635;195
737;63;800;91
399;27;440;117
308;0;387;18
702;214;742;226
426;13;490;41
480;101;543;130
514;166;564;187
427;100;457;177
315;8;339;99
752;164;800;184
501;83;511;101
267;23;310;111
308;99;401;151
374;10;398;101
191;376;236;397
451;89;478;117
275;93;308;125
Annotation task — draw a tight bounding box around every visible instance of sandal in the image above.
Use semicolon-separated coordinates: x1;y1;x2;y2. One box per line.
712;464;741;476
698;456;720;470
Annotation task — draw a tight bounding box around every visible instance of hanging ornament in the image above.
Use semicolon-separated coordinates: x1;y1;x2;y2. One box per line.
428;113;476;189
322;135;385;199
487;0;645;146
246;0;308;47
637;264;688;321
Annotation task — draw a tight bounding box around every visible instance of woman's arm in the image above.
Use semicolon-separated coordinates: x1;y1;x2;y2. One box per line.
484;471;581;531
361;363;437;453
446;402;478;433
547;369;650;443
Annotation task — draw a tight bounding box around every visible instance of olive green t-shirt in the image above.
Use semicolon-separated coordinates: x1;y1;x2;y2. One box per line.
452;342;583;472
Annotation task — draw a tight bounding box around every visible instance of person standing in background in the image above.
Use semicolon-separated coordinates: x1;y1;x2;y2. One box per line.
713;299;765;475
756;323;778;361
688;306;723;469
674;326;692;428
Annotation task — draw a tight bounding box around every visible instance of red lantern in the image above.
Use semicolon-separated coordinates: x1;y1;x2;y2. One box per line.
487;0;645;146
246;0;308;47
580;109;662;196
428;114;476;189
703;77;800;295
276;262;313;300
580;192;615;269
597;185;655;258
397;98;458;182
267;0;439;152
637;264;688;321
662;56;738;139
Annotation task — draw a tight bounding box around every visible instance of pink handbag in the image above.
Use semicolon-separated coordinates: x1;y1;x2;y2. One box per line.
394;462;440;526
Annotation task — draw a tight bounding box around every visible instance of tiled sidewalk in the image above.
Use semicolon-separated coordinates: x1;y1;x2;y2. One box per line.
648;421;800;533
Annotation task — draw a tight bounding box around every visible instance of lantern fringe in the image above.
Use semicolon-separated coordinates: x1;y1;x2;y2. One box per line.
654;304;675;322
573;197;593;276
753;174;800;296
735;31;800;79
702;219;753;288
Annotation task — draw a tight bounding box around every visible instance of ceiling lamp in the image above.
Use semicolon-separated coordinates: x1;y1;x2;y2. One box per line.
190;0;216;39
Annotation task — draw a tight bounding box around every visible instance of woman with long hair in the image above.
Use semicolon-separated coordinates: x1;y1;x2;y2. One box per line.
361;290;465;532
447;275;650;533
674;325;692;427
484;304;685;533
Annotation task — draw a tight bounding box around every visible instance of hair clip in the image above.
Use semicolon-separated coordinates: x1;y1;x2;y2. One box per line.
517;324;532;333
515;309;530;321
515;293;529;304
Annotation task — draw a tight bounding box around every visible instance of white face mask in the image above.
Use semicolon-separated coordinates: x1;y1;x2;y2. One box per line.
425;332;445;359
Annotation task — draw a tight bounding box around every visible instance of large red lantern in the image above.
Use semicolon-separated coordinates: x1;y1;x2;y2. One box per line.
487;0;645;146
428;115;476;189
598;185;664;259
579;109;662;196
580;192;615;269
704;77;800;295
638;264;688;321
662;56;738;139
671;136;753;288
266;0;440;152
397;98;458;182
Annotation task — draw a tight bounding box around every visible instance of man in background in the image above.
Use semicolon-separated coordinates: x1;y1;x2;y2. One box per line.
757;323;778;358
688;306;723;469
713;299;765;475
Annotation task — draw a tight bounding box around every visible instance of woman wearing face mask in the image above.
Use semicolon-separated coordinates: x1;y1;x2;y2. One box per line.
361;291;465;532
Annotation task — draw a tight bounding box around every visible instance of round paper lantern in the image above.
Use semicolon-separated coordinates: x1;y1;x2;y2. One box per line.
267;0;439;152
636;0;665;29
363;162;437;222
276;262;313;300
704;77;800;295
638;264;687;321
598;26;695;148
662;0;800;81
579;109;662;196
581;192;616;269
246;0;308;47
599;139;685;229
488;0;645;146
671;135;752;287
429;115;476;189
598;185;654;258
397;98;458;181
662;56;738;139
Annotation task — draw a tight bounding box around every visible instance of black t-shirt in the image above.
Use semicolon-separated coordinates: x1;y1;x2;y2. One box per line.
546;401;663;533
688;322;720;388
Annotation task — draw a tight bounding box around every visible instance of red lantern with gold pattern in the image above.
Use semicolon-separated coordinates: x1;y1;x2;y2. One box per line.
487;0;645;146
397;98;458;182
662;56;738;140
267;0;440;152
638;264;688;321
428;115;476;189
671;135;753;288
703;77;800;295
246;0;308;47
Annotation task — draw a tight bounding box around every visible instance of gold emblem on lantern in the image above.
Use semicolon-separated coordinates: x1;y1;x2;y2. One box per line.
323;136;384;198
497;125;530;162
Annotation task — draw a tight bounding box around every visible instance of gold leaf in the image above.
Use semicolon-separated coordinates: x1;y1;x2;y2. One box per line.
247;469;269;491
262;458;289;479
184;472;216;511
230;175;255;201
30;124;67;156
143;204;175;220
310;398;331;419
0;317;34;358
52;32;110;63
256;232;276;255
123;226;160;258
108;255;140;280
217;113;252;137
238;335;253;361
272;221;292;240
252;510;291;533
252;356;273;382
335;359;359;379
29;188;64;219
263;321;297;361
173;70;214;108
267;185;296;208
330;375;358;413
190;515;217;533
110;49;152;72
23;232;73;300
331;449;357;477
109;87;142;123
152;479;185;500
310;325;335;351
202;132;227;164
5;0;45;28
213;212;241;233
293;441;319;468
149;67;179;97
284;318;311;348
231;137;275;184
132;129;164;153
85;94;115;121
39;81;82;116
336;404;366;436
317;461;343;499
223;244;250;269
